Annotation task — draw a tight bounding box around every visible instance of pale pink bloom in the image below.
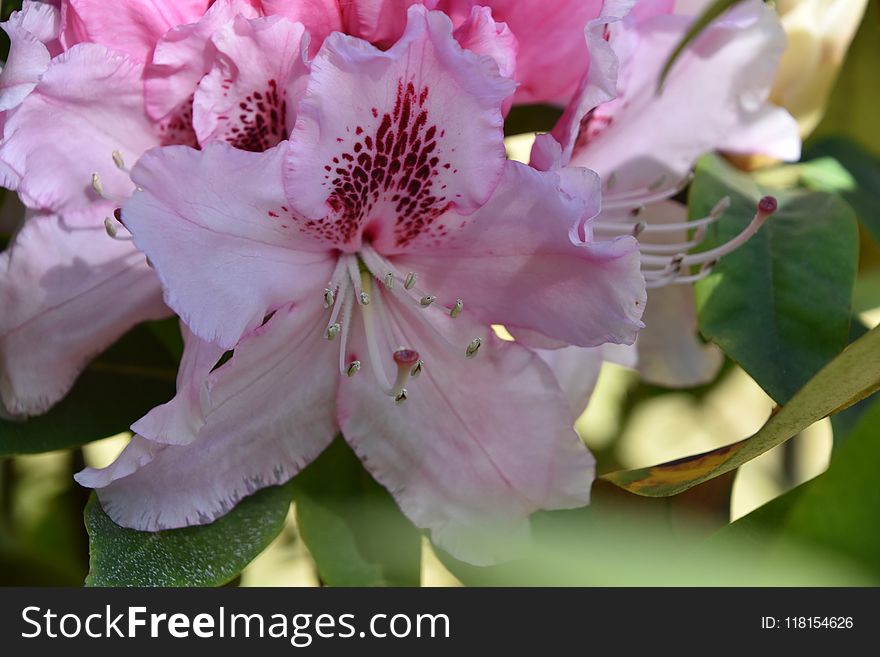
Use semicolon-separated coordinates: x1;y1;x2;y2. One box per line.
77;7;645;563
530;0;800;408
0;0;317;415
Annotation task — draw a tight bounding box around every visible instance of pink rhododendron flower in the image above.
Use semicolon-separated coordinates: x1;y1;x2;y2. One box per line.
77;6;646;563
0;0;321;415
530;0;800;409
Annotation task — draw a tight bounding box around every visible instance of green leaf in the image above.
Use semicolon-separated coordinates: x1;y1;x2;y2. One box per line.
601;323;880;496
85;483;294;587
804;137;880;245
0;324;177;456
830;317;872;448
437;501;875;586
657;0;746;92
692;154;858;404
292;437;421;586
711;397;880;579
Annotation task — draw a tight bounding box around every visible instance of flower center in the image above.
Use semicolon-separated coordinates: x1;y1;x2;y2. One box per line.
320;246;474;404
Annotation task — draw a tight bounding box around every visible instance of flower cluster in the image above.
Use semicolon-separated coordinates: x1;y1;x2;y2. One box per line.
0;0;798;563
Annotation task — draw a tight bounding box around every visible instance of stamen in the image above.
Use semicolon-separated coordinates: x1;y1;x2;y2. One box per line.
419;295;436;308
359;291;371;305
632;222;646;237
410;360;423;378
346;360;361;377
466;337;482;359
642;197;777;286
384;273;395;289
112;150;126;171
360;276;394;392
602;173;694;211
91;172;105;198
323;288;335;308
104;211;132;241
325;323;341;340
404;272;417;289
450;299;463;318
394;389;408;405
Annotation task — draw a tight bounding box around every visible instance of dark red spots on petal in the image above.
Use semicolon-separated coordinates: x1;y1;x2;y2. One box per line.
224;78;288;152
159;95;199;148
292;81;454;247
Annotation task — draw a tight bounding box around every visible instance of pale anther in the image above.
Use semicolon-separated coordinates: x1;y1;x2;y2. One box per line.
91;172;104;197
323;288;335;308
404;272;417;289
384;273;395;289
450;299;463;318
326;323;341;340
466;337;482;359
394;389;408;405
410;360;423;378
346;360;361;377
632;222;647;237
104;216;118;238
419;295;436;308
360;291;371;305
112;150;126;170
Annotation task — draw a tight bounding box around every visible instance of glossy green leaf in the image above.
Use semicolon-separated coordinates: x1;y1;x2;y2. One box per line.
293;437;421;586
0;324;177;456
85;483;294;587
711;397;880;578
692;155;858;404
805;137;880;245
601;324;880;496
830;317;872;448
657;0;745;92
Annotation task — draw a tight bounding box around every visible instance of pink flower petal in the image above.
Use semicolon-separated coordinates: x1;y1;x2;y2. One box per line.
537;345;604;418
124;141;337;348
636;283;723;387
130;325;224;446
341;0;438;47
193;15;309;150
259;0;342;55
393;161;646;348
64;0;212;62
441;0;607;105
337;298;594;564
451;5;516;79
283;4;514;252
0;210;168;417
83;302;339;531
75;434;164;489
0;44;160;214
144;0;260;121
569;1;799;189
0;1;61;111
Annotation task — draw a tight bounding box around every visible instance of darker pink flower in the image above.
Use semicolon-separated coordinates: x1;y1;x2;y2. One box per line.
77;6;646;563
